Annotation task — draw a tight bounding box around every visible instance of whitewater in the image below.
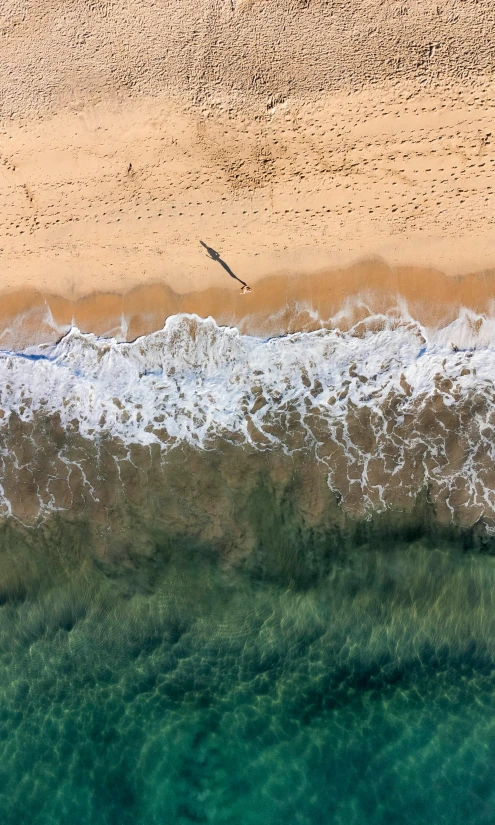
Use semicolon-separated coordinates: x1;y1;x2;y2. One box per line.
1;310;495;521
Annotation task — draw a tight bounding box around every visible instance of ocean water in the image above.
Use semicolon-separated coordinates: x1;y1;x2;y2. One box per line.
1;311;495;822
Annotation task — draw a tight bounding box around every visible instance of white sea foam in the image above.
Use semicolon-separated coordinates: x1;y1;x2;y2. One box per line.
1;310;495;519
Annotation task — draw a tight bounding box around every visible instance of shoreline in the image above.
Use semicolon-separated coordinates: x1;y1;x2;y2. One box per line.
2;257;495;349
2;81;495;346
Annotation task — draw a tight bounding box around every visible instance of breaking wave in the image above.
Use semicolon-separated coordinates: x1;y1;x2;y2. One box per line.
1;309;495;522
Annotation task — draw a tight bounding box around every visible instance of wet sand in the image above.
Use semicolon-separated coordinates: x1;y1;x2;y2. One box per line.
2;259;495;349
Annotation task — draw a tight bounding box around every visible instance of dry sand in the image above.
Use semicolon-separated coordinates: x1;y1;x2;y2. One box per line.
1;0;495;344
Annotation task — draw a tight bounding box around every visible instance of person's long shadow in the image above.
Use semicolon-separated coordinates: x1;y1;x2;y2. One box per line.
200;241;247;287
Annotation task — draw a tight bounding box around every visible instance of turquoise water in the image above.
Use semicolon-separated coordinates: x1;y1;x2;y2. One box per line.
1;521;495;824
2;309;495;822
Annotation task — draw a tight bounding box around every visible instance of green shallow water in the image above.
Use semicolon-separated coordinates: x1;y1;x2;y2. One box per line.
1;521;495;824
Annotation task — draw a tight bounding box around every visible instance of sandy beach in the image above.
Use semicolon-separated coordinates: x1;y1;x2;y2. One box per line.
1;0;495;344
